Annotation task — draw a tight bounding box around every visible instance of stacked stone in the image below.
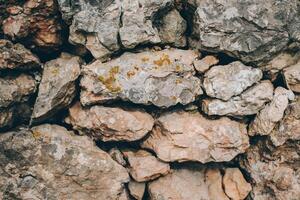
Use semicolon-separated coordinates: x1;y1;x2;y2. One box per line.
0;0;299;200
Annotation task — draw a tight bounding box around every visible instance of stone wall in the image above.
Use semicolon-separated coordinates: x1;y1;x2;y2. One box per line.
0;0;299;199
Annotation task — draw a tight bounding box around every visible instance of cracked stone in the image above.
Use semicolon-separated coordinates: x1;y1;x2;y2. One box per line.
66;102;154;142
80;49;202;107
142;110;249;163
202;81;274;116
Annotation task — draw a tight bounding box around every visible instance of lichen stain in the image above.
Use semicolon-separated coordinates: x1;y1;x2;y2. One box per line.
98;66;122;93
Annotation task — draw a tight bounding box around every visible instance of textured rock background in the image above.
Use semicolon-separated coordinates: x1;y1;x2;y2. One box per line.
0;0;299;200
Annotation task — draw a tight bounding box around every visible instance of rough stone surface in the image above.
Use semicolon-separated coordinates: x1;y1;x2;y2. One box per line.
283;61;300;93
142;110;249;163
192;0;300;64
57;0;175;59
249;87;295;136
240;139;300;200
157;9;187;47
261;51;300;81
109;148;127;166
2;0;63;52
31;53;82;123
193;55;219;73
148;166;250;200
0;74;37;108
0;124;129;199
66;102;154;142
0;104;32;129
270;96;300;147
128;181;145;200
202;81;274;116
203;61;263;101
0;39;40;70
122;149;170;182
80;49;202;107
223;168;252;200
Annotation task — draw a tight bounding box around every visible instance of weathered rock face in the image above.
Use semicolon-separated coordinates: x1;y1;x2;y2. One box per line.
66;102;154;142
142;110;249;163
0;124;129;200
57;0;179;59
191;0;300;64
202;81;274;116
203;61;263;101
261;51;300;81
270;96;300;146
240;139;300;200
128;181;145;200
0;39;40;70
122;149;170;182
31;53;82;123
193;55;219;73
283;61;300;93
80;49;202;107
0;74;37;108
2;0;63;52
148;166;251;200
249;87;295;136
157;9;187;47
223;168;252;200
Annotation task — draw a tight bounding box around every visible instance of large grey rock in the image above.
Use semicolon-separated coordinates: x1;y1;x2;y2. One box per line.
202;81;274;116
31;53;82;123
240;139;300;200
0;124;129;200
283;61;300;93
157;9;187;47
80;49;202;107
142;110;249;163
203;61;263;101
249;87;295;136
65;102;154;142
148;166;251;200
57;0;174;60
270;96;300;147
0;74;37;108
122;149;170;182
0;39;40;70
191;0;300;64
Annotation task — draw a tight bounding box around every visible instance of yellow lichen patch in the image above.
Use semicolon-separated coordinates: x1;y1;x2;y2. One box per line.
32;130;41;139
171;96;177;101
98;66;122;93
175;79;182;84
153;54;171;67
175;65;181;71
51;68;59;75
127;70;136;78
141;57;149;62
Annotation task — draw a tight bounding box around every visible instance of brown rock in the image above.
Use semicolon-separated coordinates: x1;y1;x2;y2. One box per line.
66;102;154;142
122;149;170;182
0;39;40;70
270;95;300;146
142;110;249;163
223;168;252;200
2;0;63;52
148;166;249;200
249;87;295;136
31;53;82;123
193;55;219;73
128;181;145;200
283;61;300;93
206;169;230;200
240;139;300;200
0;124;129;199
0;74;37;108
